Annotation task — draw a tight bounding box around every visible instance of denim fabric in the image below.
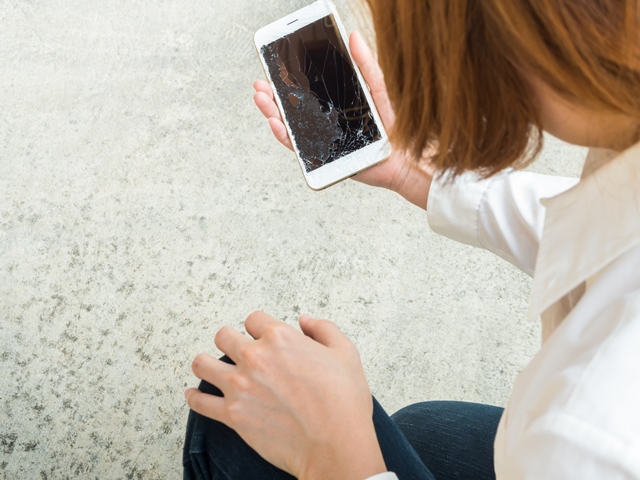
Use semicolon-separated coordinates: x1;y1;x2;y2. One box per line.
391;401;503;480
183;356;502;480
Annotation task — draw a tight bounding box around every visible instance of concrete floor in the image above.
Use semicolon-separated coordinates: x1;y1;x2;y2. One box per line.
0;1;587;478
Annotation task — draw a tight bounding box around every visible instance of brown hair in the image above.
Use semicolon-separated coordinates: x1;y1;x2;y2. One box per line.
363;0;640;177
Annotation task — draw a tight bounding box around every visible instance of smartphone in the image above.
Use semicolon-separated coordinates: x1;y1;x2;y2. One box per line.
254;0;391;190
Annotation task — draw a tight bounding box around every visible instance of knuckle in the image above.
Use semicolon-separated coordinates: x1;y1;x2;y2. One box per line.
191;353;208;373
317;319;335;330
245;310;264;325
239;345;261;369
214;325;232;344
319;319;347;342
263;324;287;343
217;325;232;338
229;373;249;392
190;394;204;412
225;401;245;425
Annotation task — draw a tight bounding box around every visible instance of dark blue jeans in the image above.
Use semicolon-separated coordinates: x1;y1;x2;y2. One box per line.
183;357;503;480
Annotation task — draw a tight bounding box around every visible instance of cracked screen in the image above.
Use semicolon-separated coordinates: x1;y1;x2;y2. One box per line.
261;14;382;172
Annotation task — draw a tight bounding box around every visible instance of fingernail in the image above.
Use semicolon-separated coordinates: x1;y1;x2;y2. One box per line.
299;313;312;322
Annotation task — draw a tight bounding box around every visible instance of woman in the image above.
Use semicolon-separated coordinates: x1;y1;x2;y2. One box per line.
183;1;640;478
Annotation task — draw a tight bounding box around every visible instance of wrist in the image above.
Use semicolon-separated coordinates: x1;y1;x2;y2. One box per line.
299;422;386;480
392;161;433;210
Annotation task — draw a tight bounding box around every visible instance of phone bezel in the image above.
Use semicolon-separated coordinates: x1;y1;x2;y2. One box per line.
254;0;391;191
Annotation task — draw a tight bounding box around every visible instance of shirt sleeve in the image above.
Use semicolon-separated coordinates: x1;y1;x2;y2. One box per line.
499;413;640;479
427;170;578;276
363;473;399;480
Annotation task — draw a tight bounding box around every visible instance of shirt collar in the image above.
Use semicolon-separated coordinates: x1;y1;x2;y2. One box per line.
528;141;640;320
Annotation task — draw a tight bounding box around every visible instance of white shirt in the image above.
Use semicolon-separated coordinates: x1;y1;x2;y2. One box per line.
426;143;640;478
369;143;640;480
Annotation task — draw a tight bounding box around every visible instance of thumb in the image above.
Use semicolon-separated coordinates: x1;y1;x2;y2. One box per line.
299;314;347;348
349;31;395;127
350;31;380;89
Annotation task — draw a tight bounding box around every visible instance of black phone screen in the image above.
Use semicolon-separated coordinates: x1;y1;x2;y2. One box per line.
261;15;382;172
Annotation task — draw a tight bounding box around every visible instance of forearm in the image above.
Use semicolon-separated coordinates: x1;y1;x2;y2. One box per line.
392;161;433;211
300;422;386;480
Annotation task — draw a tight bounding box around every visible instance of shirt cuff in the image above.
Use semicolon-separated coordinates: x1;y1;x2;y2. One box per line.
426;171;501;248
363;473;399;480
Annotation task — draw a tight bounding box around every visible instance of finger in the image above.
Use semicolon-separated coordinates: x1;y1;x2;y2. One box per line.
214;326;253;363
184;387;227;423
349;31;394;125
253;79;275;100
245;310;289;340
299;314;348;348
191;352;235;391
349;31;384;94
268;117;294;150
254;91;283;121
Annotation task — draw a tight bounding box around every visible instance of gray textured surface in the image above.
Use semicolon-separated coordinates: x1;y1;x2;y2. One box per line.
0;1;587;478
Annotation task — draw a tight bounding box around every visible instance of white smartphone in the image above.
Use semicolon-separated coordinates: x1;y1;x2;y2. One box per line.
254;0;391;190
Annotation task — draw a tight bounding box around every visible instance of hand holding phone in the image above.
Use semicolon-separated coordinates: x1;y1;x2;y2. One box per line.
254;0;391;190
255;30;435;208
